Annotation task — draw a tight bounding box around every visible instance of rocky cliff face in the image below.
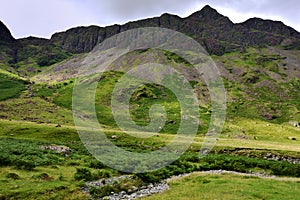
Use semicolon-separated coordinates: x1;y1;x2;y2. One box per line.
1;5;300;71
50;26;103;53
47;5;300;55
0;21;15;43
241;18;300;39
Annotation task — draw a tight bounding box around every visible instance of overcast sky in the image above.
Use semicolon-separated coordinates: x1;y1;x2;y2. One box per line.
0;0;299;39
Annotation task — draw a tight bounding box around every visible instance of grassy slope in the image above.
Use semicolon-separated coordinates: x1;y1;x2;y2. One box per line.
0;70;27;101
5;41;73;78
31;47;300;125
0;120;118;199
215;47;300;123
0;97;73;125
0;47;300;199
0;166;88;200
146;173;300;200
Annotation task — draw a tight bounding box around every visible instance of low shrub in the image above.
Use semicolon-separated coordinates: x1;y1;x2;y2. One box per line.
89;160;106;169
93;170;111;179
74;168;93;181
33;173;52;180
6;172;21;180
0;138;65;170
90;184;117;199
136;153;300;183
15;159;36;170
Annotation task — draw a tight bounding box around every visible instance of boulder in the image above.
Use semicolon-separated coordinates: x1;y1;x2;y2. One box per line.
40;145;72;155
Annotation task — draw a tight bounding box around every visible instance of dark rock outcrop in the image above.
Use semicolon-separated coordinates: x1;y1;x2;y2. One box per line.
0;20;15;43
1;5;300;70
241;18;300;39
50;26;103;53
46;5;300;56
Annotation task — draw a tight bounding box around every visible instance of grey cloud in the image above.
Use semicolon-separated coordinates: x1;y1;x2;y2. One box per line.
85;0;197;25
103;0;196;18
202;0;300;30
89;0;300;31
0;0;95;38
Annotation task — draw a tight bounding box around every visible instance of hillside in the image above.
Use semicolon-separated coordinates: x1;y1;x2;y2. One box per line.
0;4;300;200
1;5;300;78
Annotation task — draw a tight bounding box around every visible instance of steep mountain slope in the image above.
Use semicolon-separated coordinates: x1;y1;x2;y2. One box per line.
1;5;300;78
0;5;299;125
0;21;15;43
0;24;72;77
49;5;300;55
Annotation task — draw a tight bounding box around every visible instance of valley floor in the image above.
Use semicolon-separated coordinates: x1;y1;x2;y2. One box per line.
146;172;300;200
0;118;300;199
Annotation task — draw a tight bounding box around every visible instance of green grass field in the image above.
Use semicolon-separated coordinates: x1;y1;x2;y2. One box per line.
0;73;26;101
146;173;300;200
0;117;299;199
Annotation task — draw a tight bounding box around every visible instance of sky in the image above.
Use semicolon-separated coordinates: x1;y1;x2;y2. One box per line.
0;0;299;39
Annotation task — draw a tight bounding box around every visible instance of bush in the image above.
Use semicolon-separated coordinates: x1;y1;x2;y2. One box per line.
59;172;63;181
89;177;142;199
136;153;300;183
15;159;36;170
136;172;161;183
0;138;64;169
74;168;93;181
89;160;106;169
90;184;116;199
201;154;300;177
93;170;111;179
6;172;20;180
0;153;11;166
33;173;52;180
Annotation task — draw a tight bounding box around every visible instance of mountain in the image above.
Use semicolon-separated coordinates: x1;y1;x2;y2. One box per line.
1;5;300;199
0;4;300;124
49;5;300;55
0;21;15;43
1;5;300;77
0;4;298;122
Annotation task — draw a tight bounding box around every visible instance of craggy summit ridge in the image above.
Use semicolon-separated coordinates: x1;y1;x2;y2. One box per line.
1;5;300;70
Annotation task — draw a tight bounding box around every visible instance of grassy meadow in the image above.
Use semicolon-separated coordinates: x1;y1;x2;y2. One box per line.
146;173;300;200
